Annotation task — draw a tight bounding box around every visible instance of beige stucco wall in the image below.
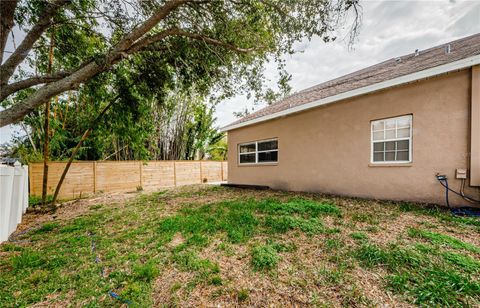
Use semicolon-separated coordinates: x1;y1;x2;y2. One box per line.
227;69;480;206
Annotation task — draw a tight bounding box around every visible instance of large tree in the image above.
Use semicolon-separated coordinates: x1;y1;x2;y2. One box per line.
0;0;360;127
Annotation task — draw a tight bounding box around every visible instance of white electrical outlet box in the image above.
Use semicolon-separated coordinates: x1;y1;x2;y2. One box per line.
456;169;467;179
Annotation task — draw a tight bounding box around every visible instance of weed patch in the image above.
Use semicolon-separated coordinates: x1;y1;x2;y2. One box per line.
33;222;59;234
11;249;43;270
237;288;249;302
350;232;368;241
251;244;280;271
318;266;346;285
257;198;341;216
408;228;480;253
354;241;480;306
132;260;160;282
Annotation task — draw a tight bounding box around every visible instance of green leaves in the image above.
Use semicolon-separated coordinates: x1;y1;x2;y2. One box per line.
6;0;361;161
251;244;280;271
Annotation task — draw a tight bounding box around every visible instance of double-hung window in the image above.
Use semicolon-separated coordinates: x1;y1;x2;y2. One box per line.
371;115;412;163
239;139;278;164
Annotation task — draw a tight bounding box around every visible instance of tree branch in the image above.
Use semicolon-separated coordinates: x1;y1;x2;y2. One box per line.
173;28;259;53
129;27;259;54
110;0;188;54
0;0;19;64
0;72;71;101
127;28;179;53
0;22;260;126
0;0;68;86
0;0;189;127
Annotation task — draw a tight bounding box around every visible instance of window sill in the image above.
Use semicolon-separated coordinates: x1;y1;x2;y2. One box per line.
238;162;278;167
369;163;412;167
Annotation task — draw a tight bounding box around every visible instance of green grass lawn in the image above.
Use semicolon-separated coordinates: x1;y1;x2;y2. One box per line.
1;186;480;307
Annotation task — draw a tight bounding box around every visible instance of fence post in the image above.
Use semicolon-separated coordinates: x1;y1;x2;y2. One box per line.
10;162;24;233
173;161;177;187
0;166;14;242
220;161;224;181
29;162;34;196
199;161;203;184
139;161;143;189
23;165;29;213
93;161;97;193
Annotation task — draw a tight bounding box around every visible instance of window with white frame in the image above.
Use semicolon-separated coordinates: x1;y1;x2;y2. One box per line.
371;115;412;163
239;139;278;164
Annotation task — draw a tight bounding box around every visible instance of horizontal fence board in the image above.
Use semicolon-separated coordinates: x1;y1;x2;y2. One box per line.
222;161;228;181
175;162;201;186
142;161;175;190
30;162;94;199
29;160;227;198
96;161;140;193
201;161;222;183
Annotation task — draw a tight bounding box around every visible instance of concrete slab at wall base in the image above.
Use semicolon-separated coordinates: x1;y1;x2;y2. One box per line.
221;183;269;190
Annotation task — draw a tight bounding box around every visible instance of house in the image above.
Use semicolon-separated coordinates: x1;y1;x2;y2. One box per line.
221;33;480;206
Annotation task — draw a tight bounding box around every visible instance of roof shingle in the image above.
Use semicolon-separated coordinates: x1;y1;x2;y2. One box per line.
227;33;480;128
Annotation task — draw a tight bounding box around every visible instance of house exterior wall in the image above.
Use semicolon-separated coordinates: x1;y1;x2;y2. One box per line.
227;69;480;206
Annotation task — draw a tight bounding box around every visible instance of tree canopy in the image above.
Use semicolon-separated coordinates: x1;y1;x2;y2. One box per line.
0;0;360;127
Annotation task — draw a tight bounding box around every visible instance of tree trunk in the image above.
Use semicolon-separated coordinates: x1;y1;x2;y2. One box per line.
51;95;119;206
0;0;18;64
41;31;55;210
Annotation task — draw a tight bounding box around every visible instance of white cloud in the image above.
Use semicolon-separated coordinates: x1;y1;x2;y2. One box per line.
215;0;480;127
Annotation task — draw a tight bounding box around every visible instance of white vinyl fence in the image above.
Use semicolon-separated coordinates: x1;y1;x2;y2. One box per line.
0;162;29;242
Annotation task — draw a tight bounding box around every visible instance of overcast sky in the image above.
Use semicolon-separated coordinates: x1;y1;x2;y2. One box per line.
1;0;480;144
215;0;480;127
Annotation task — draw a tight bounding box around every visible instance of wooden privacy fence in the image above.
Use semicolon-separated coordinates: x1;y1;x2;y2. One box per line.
29;160;228;199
